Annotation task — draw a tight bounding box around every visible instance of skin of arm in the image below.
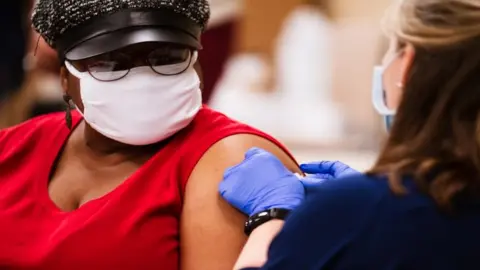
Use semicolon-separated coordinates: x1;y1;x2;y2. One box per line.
180;134;300;270
233;220;285;270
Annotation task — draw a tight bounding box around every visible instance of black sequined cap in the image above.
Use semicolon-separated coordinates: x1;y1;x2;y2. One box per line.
32;0;211;60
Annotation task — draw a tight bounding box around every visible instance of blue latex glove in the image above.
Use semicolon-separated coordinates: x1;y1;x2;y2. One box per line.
299;161;360;188
219;147;306;217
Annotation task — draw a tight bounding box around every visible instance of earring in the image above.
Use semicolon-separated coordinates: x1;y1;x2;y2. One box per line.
63;94;73;130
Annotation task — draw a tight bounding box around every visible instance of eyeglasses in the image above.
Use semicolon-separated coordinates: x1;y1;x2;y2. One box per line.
79;47;195;82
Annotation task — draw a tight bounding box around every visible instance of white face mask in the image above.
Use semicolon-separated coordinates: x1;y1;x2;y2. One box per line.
64;54;202;146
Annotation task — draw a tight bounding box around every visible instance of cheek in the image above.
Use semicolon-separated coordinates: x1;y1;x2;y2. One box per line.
383;63;403;110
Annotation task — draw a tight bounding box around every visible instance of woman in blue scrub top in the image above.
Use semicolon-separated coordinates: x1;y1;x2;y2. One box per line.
219;0;480;269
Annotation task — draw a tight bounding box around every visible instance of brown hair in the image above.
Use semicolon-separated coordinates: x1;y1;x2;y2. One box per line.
369;0;480;210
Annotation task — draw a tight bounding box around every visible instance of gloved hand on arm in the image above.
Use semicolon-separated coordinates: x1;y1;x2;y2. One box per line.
299;161;360;188
218;148;360;217
219;147;320;217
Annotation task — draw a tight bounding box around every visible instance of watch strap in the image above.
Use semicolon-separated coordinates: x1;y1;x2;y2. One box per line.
244;208;291;236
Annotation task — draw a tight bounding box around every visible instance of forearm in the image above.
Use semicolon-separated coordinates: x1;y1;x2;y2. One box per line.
234;220;285;270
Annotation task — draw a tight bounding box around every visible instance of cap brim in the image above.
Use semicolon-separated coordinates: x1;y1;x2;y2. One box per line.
65;27;201;61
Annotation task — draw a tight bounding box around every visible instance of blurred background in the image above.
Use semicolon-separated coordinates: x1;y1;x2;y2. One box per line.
0;0;391;171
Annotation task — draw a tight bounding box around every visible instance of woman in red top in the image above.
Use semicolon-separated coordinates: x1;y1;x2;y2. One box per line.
0;0;300;269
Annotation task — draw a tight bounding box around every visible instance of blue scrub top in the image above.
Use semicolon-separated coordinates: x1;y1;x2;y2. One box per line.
243;174;480;270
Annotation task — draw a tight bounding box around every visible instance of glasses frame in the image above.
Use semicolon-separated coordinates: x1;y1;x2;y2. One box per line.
86;48;195;82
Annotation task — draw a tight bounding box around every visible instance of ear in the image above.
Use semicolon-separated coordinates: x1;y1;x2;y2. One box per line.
399;44;415;86
60;66;69;95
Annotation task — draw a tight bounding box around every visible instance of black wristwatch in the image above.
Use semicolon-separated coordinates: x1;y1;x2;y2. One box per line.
244;208;291;236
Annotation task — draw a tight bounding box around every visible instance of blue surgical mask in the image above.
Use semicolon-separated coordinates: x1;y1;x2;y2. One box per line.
372;61;397;131
384;115;395;131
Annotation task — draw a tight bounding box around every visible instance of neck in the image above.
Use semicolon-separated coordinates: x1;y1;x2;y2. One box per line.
78;122;157;160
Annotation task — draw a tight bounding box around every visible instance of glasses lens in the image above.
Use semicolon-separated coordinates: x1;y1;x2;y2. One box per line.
148;47;192;75
87;53;131;81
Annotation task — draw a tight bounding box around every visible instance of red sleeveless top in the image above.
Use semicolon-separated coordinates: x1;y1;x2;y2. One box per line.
0;106;292;270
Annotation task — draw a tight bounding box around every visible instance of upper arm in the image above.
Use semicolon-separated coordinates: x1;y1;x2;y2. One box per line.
180;134;300;270
259;177;384;269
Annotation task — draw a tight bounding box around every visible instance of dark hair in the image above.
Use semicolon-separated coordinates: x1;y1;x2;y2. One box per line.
369;0;480;211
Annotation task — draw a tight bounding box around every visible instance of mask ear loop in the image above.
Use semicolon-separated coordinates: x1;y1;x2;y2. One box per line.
372;66;396;115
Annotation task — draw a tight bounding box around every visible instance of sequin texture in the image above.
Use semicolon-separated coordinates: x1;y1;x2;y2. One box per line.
32;0;211;48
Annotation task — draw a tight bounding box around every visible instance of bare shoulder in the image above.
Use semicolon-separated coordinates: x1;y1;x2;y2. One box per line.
193;133;300;175
179;133;300;270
